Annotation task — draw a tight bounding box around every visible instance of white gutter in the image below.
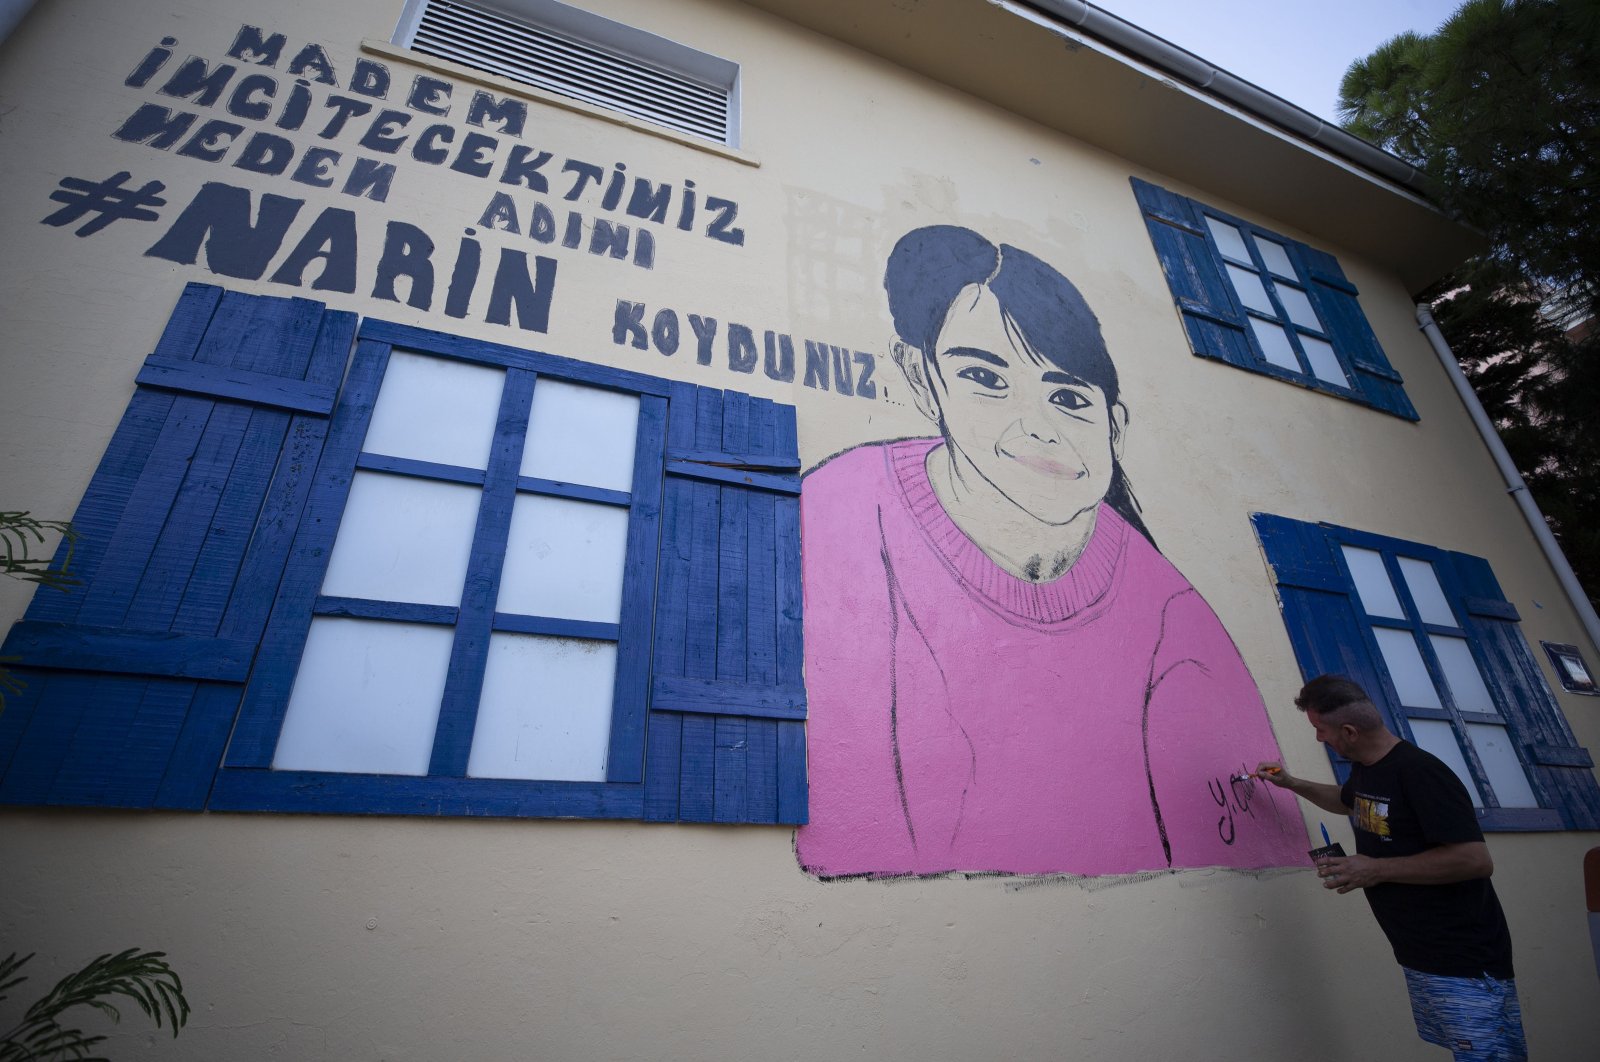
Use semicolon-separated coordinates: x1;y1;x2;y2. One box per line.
1417;303;1600;655
1012;0;1438;202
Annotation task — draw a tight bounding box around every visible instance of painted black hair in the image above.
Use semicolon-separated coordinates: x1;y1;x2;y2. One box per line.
883;225;1153;546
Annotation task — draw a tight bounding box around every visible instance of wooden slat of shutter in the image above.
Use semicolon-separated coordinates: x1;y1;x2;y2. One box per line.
642;386;693;822
1130;177;1255;371
1446;550;1600;828
645;384;805;824
0;283;353;810
774;424;807;823
1298;245;1419;421
604;393;667;784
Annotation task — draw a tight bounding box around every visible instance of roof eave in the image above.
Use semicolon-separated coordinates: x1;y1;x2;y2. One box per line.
741;0;1484;292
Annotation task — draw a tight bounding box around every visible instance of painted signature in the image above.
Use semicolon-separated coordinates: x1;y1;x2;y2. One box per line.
1208;765;1266;846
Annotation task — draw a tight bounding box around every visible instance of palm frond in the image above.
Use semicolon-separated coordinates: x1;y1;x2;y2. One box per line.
0;954;33;1008
0;950;188;1062
0;513;77;590
0;512;77;715
24;951;189;1036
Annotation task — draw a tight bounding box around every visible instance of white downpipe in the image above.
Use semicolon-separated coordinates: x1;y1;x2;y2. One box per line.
1417;303;1600;655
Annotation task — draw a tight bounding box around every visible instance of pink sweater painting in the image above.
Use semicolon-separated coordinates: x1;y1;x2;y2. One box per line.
796;439;1307;877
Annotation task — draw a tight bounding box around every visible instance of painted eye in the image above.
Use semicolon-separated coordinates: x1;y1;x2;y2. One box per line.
1049;389;1093;411
956;365;1006;391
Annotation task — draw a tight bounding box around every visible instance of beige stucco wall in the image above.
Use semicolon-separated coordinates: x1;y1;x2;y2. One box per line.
2;0;1597;1058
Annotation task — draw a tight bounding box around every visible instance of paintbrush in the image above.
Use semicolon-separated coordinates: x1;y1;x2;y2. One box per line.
1229;766;1282;783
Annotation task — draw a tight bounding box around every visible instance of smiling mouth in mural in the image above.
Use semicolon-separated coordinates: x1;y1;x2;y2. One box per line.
997;445;1084;479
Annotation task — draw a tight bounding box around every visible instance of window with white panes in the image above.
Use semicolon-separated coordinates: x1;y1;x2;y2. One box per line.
1253;511;1600;831
0;285;807;824
1202;215;1350;389
1339;544;1539;810
273;350;645;783
1131;179;1418;421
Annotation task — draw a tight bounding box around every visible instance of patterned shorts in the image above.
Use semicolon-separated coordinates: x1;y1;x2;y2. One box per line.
1403;967;1527;1061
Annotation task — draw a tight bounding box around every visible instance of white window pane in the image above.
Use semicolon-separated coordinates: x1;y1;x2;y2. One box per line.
1431;635;1496;714
273;617;452;776
1275;284;1324;331
1248;318;1302;371
1466;723;1539;807
1256;237;1297;278
1226;264;1276;314
1301;336;1350;388
521;379;640;492
1398;557;1457;627
1342;546;1405;619
497;495;629;622
1409;719;1483;808
467;634;616;781
1205;216;1251;261
320;472;480;606
1374;627;1444;709
364;350;504;470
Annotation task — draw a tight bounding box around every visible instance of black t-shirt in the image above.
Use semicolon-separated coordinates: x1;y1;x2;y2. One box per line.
1340;740;1514;979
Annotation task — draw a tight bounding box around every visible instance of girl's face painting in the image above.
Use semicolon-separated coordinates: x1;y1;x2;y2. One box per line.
926;285;1124;526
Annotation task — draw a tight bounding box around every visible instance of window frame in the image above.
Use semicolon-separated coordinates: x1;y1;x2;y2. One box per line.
0;285;806;823
214;321;672;816
1253;511;1600;832
1130;177;1417;421
1326;525;1558;830
1195;206;1357;395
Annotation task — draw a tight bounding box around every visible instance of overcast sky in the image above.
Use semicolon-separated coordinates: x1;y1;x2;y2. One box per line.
1090;0;1463;123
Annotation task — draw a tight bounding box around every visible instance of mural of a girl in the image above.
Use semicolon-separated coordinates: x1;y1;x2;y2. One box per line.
796;225;1306;877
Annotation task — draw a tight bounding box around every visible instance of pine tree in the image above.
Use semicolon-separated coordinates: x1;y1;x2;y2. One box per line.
1339;0;1600;609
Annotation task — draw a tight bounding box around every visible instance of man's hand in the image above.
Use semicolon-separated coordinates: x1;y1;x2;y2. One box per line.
1315;842;1493;893
1256;760;1351;815
1255;760;1290;787
1315;854;1383;894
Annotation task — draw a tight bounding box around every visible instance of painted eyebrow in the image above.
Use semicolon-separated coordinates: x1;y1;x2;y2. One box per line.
1041;370;1093;388
939;346;1009;368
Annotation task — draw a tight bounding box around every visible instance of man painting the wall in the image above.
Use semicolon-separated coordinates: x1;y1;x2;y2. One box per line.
1260;675;1526;1061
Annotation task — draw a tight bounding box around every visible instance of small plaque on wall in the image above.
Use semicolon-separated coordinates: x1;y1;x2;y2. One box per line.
1543;641;1599;695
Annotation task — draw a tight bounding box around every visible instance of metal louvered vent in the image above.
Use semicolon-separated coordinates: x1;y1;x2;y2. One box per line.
408;0;736;145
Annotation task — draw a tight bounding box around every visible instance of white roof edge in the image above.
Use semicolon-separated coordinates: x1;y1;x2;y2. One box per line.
1017;0;1436;200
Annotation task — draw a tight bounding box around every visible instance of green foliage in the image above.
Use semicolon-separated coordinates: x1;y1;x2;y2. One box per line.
0;514;76;592
1338;30;1436;162
1339;0;1600;610
0;512;77;714
0;950;188;1061
1339;0;1600;312
1419;266;1600;612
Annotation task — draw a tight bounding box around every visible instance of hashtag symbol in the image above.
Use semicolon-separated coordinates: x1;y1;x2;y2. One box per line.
42;171;168;237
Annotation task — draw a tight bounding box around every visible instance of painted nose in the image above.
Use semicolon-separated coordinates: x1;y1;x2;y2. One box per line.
1016;409;1062;445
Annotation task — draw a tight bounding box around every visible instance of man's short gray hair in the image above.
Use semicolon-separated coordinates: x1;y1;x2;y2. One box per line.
1294;675;1384;732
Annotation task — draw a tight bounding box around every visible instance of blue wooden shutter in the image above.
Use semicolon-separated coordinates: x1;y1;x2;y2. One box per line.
645;385;806;824
1251;513;1394;784
1298;246;1418;421
0;283;353;810
1130;177;1257;371
1445;550;1600;828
